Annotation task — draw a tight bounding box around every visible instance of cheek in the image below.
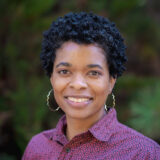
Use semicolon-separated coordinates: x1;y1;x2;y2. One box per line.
51;79;67;106
51;76;69;93
94;85;109;96
89;79;110;95
53;80;65;92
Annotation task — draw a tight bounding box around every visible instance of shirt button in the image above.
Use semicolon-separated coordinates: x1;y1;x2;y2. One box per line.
66;148;70;153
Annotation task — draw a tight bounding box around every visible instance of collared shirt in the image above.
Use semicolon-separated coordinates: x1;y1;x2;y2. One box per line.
22;109;160;160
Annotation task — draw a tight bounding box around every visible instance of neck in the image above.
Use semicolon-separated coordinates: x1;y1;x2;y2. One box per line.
66;109;106;140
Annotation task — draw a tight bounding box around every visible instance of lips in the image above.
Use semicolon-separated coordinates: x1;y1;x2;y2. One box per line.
67;97;91;103
64;96;93;108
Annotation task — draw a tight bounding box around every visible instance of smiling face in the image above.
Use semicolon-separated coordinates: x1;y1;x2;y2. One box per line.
50;41;116;121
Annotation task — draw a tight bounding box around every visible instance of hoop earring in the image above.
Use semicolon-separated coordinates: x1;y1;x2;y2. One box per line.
112;93;116;108
104;104;109;112
105;93;116;111
47;89;60;112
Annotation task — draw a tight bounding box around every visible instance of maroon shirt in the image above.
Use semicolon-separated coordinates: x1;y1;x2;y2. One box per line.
22;109;160;160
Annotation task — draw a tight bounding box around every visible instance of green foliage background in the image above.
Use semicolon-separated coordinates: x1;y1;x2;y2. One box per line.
0;0;160;159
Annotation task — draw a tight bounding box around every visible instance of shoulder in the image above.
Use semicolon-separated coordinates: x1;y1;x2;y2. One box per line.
22;128;56;160
28;128;56;145
116;122;159;145
112;122;160;159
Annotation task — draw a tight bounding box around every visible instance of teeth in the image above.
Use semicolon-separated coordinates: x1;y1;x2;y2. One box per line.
68;97;90;103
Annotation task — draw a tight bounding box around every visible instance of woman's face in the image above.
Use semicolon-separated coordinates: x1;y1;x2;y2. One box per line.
50;41;116;120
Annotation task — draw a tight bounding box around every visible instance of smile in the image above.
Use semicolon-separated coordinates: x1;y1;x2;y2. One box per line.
67;97;90;103
64;96;93;108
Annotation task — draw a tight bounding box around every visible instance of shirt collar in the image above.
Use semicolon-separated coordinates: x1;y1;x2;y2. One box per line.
43;108;118;143
43;115;68;145
89;108;118;142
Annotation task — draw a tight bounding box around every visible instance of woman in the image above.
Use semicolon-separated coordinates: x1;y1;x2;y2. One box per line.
22;12;160;159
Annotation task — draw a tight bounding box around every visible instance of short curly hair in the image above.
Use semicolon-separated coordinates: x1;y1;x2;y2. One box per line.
40;12;127;78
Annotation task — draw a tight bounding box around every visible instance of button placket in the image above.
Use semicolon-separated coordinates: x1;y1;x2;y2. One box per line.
65;148;70;153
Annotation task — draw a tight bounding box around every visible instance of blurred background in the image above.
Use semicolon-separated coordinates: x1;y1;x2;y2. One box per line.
0;0;160;159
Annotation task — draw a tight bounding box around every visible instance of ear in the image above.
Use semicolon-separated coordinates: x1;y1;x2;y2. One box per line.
50;73;54;87
109;77;116;94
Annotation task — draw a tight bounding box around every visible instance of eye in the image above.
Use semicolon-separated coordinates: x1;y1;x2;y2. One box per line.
88;71;102;77
58;69;70;75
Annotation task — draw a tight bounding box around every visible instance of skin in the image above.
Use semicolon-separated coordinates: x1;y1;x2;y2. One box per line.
50;41;116;140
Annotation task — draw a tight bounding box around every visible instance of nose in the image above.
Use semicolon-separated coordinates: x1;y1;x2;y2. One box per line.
69;74;87;90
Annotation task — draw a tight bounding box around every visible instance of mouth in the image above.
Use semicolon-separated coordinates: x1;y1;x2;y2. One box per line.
67;97;92;103
64;96;93;107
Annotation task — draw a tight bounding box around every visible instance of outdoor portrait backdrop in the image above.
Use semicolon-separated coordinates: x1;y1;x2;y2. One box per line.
0;0;160;159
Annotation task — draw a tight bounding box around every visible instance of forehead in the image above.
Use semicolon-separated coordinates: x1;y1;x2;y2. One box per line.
54;41;107;65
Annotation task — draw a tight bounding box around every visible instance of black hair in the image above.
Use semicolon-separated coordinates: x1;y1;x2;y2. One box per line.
40;12;127;78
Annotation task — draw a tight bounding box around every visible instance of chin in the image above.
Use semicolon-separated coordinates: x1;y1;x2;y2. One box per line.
65;110;92;120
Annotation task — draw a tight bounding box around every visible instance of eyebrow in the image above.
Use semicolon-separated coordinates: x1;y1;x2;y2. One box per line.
56;62;72;68
87;64;103;70
56;62;103;70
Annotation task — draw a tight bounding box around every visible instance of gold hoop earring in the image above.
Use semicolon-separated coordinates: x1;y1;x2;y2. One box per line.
112;93;115;108
104;104;109;112
105;93;116;112
47;89;60;112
